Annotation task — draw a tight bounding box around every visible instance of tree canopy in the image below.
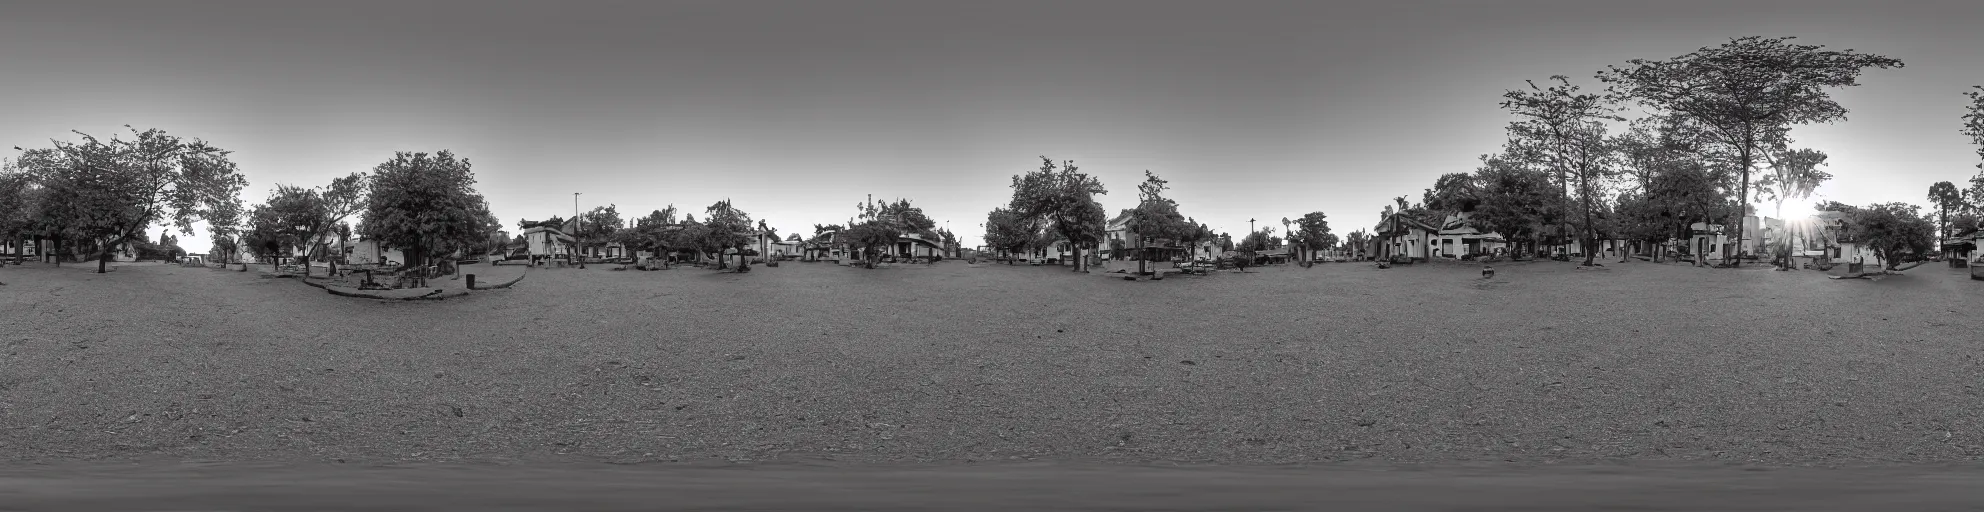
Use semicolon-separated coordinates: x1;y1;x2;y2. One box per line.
1007;156;1108;272
1842;202;1935;270
356;150;497;268
12;127;249;272
251;172;367;275
844;195;937;268
1125;171;1192;255
1600;36;1902;266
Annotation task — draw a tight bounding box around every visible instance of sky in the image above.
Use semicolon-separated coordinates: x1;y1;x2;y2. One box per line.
5;0;1983;254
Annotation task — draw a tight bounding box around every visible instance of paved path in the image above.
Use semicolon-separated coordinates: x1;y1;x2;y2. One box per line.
4;462;1982;511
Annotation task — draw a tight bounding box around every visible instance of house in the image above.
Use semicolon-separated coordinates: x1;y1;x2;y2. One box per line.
1374;212;1440;262
522;225;576;260
344;239;405;267
893;232;945;259
746;229;782;260
773;234;805;260
1687;222;1731;264
1101;209;1199;263
804;230;848;263
1430;212;1506;259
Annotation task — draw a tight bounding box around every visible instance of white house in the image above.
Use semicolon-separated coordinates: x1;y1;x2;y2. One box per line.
522;225;575;259
344;239;404;267
1375;212;1439;262
772;234;805;260
1431;212;1506;259
1688;222;1730;264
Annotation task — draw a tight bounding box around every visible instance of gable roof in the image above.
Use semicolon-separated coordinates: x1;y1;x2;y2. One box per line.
1375;212;1439;236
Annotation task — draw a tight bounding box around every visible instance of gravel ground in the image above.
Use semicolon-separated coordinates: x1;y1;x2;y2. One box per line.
2;258;1982;468
6;461;1983;511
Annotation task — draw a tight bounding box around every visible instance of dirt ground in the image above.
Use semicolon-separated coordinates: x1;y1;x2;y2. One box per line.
2;258;1981;508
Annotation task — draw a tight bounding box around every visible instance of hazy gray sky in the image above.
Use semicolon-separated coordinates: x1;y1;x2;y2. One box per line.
5;0;1982;253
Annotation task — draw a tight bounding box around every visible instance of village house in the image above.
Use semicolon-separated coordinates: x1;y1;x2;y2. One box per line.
522;225;576;262
804;230;845;263
1374;212;1439;262
1430;212;1507;259
773;234;805;260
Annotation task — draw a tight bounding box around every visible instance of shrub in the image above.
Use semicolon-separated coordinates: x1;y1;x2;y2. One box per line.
930;254;943;262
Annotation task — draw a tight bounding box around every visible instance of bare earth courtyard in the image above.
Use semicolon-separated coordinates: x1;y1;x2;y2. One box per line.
4;260;1984;508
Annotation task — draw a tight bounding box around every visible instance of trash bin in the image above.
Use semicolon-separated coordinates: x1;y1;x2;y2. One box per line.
466;274;476;289
1847;262;1864;274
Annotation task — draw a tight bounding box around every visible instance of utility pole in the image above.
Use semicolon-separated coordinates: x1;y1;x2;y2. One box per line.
573;192;583;267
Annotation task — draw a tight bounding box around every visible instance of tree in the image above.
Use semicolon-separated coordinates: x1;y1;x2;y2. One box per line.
1844;202;1935;270
698;199;753;270
621;206;682;267
17;127;250;273
357;151;496;280
0;160;38;261
1292;211;1334;264
982;207;1038;264
1752;148;1830;268
519;216;566;231
1422;172;1483;218
1126;171;1192;273
1958;86;1984;215
672;220;711;264
202;190;246;264
843;196;937;269
1928;181;1964;243
1502;75;1622;266
1601;36;1902;268
1471;153;1563;258
1007;156;1109;273
575;204;624;257
254;172;367;276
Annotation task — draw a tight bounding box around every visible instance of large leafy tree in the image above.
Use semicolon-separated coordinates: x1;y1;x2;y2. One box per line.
1343;229;1369;260
982;207;1038;264
0;160;39;260
241;201;292;264
621;206;682;266
204;191;246;264
16;127;249;273
1842;202;1936;270
1928;181;1965;241
575;204;624;256
1292;211;1335;262
1421;172;1482;219
1471;153;1564;258
844;195;937;268
254;172;367;276
1502;75;1621;266
1125;171;1192;270
1601;36;1902;267
1007;156;1108;272
357;151;497;273
1960;86;1984;217
698;199;753;270
1753;148;1830;268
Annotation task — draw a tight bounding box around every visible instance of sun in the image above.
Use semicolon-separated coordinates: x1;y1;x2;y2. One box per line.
1781;196;1821;217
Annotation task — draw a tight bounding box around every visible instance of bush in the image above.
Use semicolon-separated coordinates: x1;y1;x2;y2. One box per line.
930;254;943;262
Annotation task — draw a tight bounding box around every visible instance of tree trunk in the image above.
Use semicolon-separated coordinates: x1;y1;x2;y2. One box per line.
1731;143;1752;268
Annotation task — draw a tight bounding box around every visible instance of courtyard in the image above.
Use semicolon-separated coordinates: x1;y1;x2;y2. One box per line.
1;259;1980;468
